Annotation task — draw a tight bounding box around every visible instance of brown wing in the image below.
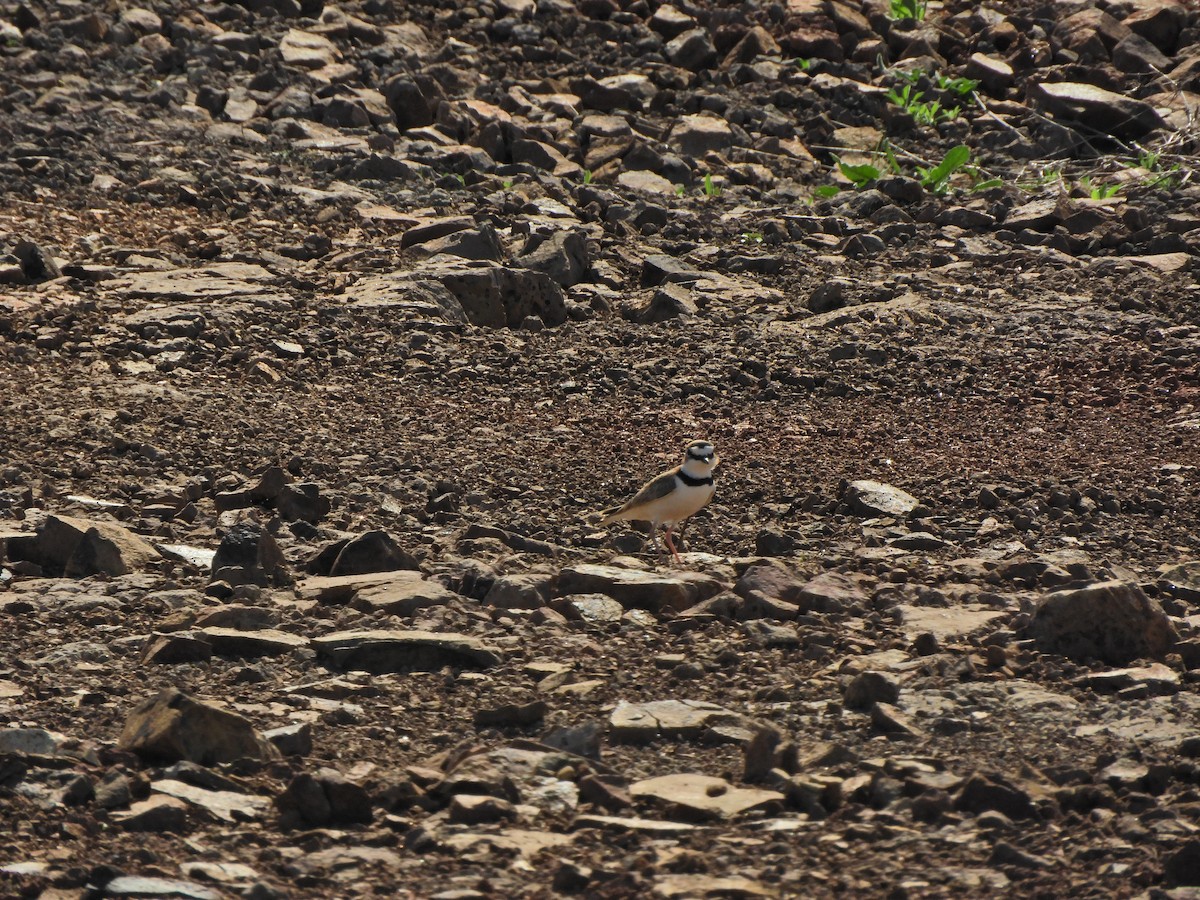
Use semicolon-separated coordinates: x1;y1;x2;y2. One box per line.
599;467;680;523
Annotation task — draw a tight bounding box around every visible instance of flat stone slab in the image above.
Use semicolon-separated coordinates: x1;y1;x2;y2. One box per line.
441;828;572;857
118;262;287;303
894;605;1007;643
0;727;65;756
655;874;779;898
558;564;723;613
101;876;220;900
630;773;784;820
311;630;502;673
571;814;697;835
297;571;459;616
151;779;271;822
609;699;757;744
197;628;308;659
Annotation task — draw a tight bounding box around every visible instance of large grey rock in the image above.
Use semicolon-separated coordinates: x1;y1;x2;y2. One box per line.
665;28;717;71
119;689;281;765
1030;580;1176;664
280;28;340;69
311;629;503;673
669;114;736;158
435;262;568;328
34;514;159;577
308;531;420;577
152;778;271;823
649;5;695;39
102;875;218;899
348;272;468;324
1030;82;1167;137
276;768;373;829
514;230;590;287
0;728;65;756
416;225;506;262
843;480;919;517
298;570;458;616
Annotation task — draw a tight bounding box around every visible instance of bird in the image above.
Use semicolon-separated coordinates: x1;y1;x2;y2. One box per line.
597;439;719;564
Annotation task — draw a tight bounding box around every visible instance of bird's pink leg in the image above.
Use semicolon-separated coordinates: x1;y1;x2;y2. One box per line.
645;526;664;560
663;527;682;565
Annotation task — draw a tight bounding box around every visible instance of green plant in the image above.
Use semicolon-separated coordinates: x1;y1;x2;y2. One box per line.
839;160;883;188
934;73;980;96
887;83;961;126
916;144;970;194
889;0;927;21
1130;151;1183;190
1017;166;1063;191
741;231;764;244
453;173;466;186
675;184;685;197
502;178;513;189
703;173;722;197
1078;176;1120;200
796;57;812;71
816;140;902;197
583;169;593;184
967;166;1003;192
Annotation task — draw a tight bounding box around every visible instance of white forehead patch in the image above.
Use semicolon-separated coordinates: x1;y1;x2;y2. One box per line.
687;441;714;457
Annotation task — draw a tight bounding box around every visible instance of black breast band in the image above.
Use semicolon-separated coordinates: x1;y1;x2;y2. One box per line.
678;471;714;487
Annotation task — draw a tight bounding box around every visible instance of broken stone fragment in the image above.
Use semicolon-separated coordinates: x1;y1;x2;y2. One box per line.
514;230;590;288
843;671;900;710
152;778;271;823
435;262;568;329
13;239;62;281
112;795;191;833
140;633;214;666
842;480;919;517
276;768;372;829
210;524;289;587
118;688;281;765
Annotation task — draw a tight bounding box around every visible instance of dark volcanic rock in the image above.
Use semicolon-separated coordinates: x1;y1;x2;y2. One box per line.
211;525;289;587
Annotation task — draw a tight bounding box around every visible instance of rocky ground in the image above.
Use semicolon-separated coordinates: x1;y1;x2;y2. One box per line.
3;0;1200;897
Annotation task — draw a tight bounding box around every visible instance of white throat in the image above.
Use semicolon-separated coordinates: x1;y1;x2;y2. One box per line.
681;458;713;479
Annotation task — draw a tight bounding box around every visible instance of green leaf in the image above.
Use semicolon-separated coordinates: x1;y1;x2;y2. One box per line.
971;178;1003;191
925;145;970;182
838;162;881;186
815;184;842;198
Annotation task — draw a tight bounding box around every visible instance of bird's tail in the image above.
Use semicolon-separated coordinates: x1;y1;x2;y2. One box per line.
597;506;627;526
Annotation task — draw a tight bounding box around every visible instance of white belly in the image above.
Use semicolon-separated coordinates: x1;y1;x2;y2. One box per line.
652;481;714;526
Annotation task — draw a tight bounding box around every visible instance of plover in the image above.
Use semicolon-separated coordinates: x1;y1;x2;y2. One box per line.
598;439;718;563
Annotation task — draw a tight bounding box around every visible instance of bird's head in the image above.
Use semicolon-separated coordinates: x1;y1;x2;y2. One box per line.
684;440;718;468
